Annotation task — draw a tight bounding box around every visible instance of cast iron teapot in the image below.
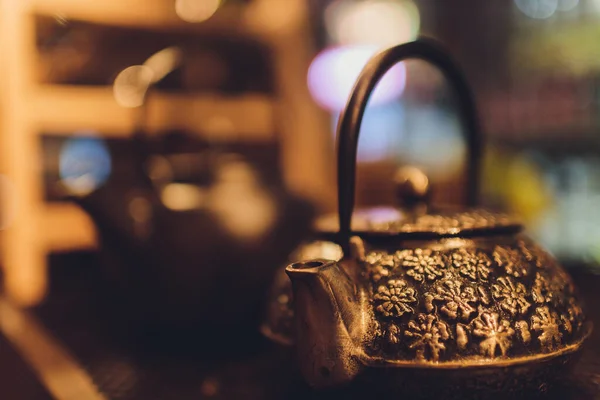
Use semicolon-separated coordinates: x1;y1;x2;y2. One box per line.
263;38;591;395
70;48;314;341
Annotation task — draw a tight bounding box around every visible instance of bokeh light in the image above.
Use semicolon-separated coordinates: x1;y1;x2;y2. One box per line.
59;134;112;196
113;65;153;108
325;0;420;47
308;45;406;112
175;0;221;23
143;47;182;83
515;0;558;19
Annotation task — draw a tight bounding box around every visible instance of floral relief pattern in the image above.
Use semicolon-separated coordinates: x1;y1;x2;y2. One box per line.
472;312;515;357
451;249;492;281
363;240;586;363
405;314;450;362
531;307;562;350
374;279;417;318
493;246;529;278
427;280;478;321
491;276;531;317
398;248;446;282
365;252;396;282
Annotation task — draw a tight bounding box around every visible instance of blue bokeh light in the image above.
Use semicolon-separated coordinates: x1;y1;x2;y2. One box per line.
59;133;112;195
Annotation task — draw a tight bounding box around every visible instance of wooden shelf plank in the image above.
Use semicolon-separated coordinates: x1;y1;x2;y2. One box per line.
31;86;276;140
40;203;97;251
29;0;251;34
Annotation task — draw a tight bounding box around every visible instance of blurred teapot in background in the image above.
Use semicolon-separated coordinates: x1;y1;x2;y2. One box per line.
68;47;314;345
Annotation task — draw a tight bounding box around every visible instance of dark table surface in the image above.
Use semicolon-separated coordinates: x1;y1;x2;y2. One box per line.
3;252;600;400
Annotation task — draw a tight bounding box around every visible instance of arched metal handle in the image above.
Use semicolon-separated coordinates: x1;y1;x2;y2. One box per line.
337;37;483;246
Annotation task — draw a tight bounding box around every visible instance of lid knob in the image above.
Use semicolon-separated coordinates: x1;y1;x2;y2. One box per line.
393;166;431;209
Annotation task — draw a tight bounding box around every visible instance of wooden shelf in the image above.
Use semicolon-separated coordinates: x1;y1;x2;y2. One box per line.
32;86;276;140
40;203;96;252
0;0;331;308
29;0;252;34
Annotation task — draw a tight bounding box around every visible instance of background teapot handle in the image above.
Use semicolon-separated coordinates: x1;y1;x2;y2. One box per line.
337;37;483;246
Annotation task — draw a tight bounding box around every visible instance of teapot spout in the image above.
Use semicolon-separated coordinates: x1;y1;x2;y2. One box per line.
286;259;365;388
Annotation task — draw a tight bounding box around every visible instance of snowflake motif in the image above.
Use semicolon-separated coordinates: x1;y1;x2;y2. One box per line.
405;314;450;362
531;306;562;350
427;279;478;321
451;249;492;281
397;248;445;282
491;276;531;317
374;279;417;318
472;312;515;357
493;246;529;278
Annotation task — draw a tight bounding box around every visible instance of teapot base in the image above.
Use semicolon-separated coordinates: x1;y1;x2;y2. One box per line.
355;330;590;399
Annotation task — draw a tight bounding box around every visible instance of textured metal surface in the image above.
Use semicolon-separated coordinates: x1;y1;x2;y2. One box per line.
363;236;586;363
282;234;589;388
315;208;521;237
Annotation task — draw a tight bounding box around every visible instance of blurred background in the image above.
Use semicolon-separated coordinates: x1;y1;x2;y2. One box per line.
1;0;600;307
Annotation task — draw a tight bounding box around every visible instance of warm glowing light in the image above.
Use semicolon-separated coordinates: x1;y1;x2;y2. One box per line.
514;0;558;19
308;46;406;112
114;47;182;108
113;65;153;108
161;183;207;211
59;134;111;196
207;159;276;241
325;0;420;46
143;47;182;83
175;0;221;23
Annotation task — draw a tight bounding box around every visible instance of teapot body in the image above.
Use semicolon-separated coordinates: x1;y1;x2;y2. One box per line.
355;234;587;365
264;231;590;392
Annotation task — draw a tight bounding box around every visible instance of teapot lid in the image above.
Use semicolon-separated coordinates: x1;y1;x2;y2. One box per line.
315;206;522;240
